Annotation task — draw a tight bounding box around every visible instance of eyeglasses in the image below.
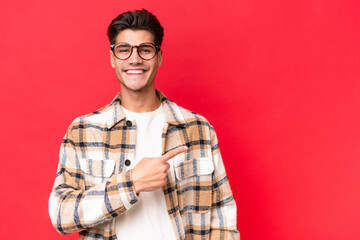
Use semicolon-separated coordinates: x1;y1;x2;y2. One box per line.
110;42;160;60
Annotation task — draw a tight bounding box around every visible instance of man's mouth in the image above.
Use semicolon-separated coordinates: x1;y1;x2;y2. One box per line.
124;69;146;74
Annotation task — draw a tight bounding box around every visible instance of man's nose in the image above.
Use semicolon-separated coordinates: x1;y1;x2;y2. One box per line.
128;47;143;64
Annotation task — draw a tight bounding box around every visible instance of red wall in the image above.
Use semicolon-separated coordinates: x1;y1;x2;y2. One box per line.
0;0;359;239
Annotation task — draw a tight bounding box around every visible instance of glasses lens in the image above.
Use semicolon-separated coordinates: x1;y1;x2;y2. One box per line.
114;43;132;59
138;44;157;60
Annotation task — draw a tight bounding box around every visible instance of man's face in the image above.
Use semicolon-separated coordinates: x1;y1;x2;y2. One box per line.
110;29;162;92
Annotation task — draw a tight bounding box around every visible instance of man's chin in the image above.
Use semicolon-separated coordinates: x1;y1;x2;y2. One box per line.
119;76;155;92
121;83;150;92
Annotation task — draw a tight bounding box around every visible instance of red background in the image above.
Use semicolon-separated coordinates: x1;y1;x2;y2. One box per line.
0;0;359;239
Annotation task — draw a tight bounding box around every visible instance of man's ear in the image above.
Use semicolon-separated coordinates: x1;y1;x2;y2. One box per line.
110;50;115;68
157;49;163;67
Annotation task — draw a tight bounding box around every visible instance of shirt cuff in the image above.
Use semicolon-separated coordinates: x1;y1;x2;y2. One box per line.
115;170;139;210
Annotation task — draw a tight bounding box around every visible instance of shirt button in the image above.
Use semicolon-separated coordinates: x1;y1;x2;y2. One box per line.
125;159;131;166
126;120;132;127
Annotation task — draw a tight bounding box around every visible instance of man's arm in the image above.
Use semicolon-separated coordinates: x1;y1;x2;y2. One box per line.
48;125;139;234
209;126;240;240
48;123;188;235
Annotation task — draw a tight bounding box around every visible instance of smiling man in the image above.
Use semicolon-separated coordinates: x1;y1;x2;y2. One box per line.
49;9;239;240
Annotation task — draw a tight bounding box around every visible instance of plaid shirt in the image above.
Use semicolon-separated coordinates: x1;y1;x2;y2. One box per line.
49;90;240;240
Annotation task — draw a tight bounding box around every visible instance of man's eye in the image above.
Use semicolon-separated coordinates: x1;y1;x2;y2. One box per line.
118;48;130;53
140;47;153;53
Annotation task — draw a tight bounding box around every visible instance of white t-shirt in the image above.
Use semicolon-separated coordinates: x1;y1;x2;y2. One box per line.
115;104;177;240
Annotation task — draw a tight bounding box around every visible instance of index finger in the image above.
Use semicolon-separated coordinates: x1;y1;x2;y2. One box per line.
160;146;188;162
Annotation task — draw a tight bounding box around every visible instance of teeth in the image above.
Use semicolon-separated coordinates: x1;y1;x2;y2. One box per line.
126;70;144;74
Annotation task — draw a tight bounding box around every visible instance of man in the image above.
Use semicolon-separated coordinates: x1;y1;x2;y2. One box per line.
49;9;240;240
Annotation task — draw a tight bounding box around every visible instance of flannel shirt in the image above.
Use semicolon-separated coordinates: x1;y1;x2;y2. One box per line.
49;90;240;240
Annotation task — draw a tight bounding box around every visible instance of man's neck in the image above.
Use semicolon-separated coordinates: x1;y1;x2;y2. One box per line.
120;86;161;113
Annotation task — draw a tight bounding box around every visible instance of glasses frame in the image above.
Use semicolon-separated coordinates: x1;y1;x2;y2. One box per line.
110;42;160;60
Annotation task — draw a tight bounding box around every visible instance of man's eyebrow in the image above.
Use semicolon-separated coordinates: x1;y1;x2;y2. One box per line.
117;43;130;47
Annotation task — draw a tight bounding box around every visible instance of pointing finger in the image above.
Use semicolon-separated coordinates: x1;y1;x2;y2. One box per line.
160;146;188;162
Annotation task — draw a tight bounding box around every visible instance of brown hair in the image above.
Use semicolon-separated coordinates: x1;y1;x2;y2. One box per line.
107;9;164;47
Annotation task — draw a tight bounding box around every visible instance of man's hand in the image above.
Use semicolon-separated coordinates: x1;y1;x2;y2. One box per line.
131;146;188;194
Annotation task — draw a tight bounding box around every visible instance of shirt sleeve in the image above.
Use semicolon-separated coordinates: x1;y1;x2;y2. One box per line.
209;126;240;240
48;124;139;234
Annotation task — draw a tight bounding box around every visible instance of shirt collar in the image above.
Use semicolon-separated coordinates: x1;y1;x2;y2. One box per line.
108;90;187;129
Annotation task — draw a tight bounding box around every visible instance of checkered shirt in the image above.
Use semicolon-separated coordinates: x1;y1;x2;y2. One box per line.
49;90;240;240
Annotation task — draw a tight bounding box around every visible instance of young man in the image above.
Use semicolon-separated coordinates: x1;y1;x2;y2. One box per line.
49;9;240;240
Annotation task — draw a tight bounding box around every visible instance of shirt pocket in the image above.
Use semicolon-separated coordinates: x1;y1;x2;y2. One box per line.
174;157;214;214
79;158;116;187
